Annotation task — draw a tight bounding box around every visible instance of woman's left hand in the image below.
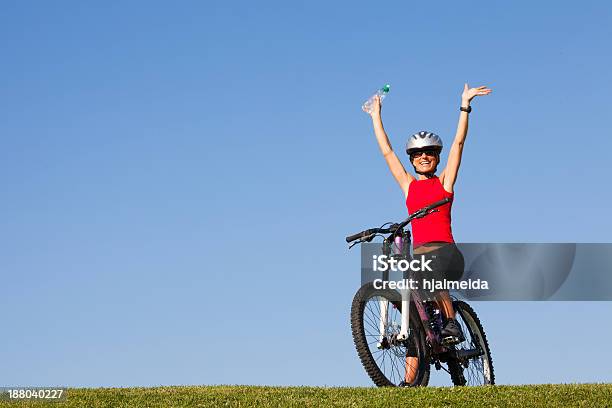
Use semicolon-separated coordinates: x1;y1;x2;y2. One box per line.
462;83;492;104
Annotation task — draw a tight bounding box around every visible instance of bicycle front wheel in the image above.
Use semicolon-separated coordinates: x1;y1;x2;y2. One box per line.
350;284;430;387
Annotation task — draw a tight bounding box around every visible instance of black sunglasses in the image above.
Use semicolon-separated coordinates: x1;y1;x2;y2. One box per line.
409;149;438;160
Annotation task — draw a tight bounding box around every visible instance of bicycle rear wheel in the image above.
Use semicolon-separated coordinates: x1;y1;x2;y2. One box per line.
448;300;495;386
350;284;430;387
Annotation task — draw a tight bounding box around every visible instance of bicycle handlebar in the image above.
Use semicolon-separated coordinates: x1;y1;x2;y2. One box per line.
345;226;396;243
345;229;374;243
345;197;451;243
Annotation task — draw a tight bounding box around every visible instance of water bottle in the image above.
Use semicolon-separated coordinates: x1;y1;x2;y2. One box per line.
362;84;390;113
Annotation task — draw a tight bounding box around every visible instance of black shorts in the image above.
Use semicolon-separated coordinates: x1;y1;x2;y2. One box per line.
413;243;465;283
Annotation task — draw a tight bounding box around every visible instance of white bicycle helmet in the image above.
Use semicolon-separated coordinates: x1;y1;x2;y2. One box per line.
406;131;443;155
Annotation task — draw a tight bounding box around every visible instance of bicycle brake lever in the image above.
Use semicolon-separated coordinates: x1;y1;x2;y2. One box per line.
348;233;376;249
414;209;439;219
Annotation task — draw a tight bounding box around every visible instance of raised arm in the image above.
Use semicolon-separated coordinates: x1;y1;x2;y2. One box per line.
441;84;492;193
365;95;414;197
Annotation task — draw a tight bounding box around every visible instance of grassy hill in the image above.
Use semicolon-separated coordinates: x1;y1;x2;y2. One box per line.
1;384;611;407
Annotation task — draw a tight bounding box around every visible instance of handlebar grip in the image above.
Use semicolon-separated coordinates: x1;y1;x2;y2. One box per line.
426;197;451;210
346;229;373;243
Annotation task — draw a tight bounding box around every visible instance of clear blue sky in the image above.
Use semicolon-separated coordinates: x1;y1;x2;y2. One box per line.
1;0;612;387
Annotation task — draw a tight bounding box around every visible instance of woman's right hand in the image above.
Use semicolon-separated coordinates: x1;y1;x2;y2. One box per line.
363;95;382;117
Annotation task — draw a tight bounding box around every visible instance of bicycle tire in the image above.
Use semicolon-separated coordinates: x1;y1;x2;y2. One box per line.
448;300;495;386
350;283;430;387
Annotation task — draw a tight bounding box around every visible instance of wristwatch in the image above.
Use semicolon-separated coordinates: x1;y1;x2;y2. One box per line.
460;106;472;113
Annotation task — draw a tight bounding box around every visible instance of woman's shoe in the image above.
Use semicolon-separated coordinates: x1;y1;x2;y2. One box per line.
440;318;465;345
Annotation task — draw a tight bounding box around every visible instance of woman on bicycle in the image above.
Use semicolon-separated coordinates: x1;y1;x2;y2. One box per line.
364;83;492;343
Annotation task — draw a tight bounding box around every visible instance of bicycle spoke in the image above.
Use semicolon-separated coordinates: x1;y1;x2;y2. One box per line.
362;296;409;386
353;288;432;388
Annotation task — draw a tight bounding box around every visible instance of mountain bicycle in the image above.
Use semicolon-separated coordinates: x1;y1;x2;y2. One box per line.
345;198;494;387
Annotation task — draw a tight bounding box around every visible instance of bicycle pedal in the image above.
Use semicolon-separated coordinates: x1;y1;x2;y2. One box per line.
441;336;463;346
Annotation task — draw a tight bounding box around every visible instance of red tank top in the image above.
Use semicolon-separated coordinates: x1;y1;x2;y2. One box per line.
406;176;454;247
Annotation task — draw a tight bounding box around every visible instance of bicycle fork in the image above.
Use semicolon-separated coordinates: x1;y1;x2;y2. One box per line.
397;288;411;341
376;289;411;348
376;235;410;348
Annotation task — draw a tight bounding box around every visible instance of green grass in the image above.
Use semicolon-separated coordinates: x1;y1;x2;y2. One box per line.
1;384;611;407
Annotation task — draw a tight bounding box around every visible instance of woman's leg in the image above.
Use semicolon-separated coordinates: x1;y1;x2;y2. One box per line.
436;290;455;319
404;357;419;383
434;244;464;319
436;245;465;341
